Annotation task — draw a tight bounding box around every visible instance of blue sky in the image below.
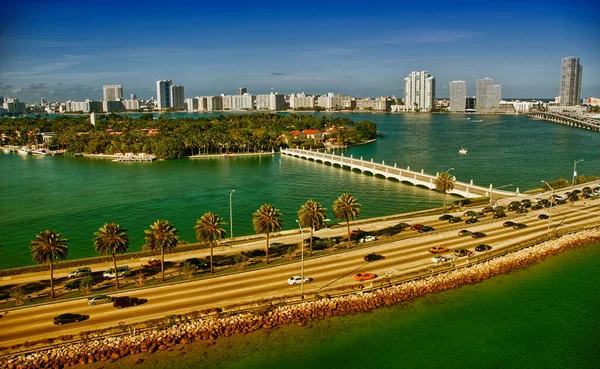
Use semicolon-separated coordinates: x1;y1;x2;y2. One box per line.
1;0;599;103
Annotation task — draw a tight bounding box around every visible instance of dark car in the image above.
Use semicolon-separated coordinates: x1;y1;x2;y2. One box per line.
458;229;472;236
538;214;550;220
521;202;531;208
556;199;567;205
482;206;495;213
475;212;486;218
516;208;528;214
64;279;82;290
364;253;385;262
245;249;267;257
179;258;210;270
303;236;321;244
53;313;85;325
350;231;368;241
471;232;487;238
475;244;493;252
531;204;543;210
503;221;516;227
513;223;528;229
494;206;505;212
466;218;479;225
448;217;463;223
463;211;477;217
418;226;435;233
312;238;329;250
508;202;521;211
439;214;453;221
113;296;140;309
493;212;507;219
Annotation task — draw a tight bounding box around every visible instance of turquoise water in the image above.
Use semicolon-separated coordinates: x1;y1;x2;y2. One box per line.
104;242;600;369
1;113;598;269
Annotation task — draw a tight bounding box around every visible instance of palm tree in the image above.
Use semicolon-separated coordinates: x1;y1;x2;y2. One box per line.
194;212;226;273
94;223;129;290
252;204;283;264
144;220;179;282
435;172;456;210
30;230;69;299
333;194;361;248
297;200;327;256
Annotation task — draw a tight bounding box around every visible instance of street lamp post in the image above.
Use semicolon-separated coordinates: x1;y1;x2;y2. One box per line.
295;220;305;299
446;167;454;174
229;190;235;239
541;180;553;232
490;183;514;206
572;159;583;187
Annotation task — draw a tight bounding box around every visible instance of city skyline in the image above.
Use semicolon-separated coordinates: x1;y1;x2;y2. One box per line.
1;0;599;103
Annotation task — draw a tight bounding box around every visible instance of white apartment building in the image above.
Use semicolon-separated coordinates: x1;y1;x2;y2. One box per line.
289;93;315;109
355;97;390;111
156;80;172;110
449;81;467;112
221;94;233;110
170;85;184;109
206;96;223;111
316;93;343;110
256;92;285;110
232;93;255;110
185;98;198;112
123;99;139;111
404;71;435;112
103;85;123;101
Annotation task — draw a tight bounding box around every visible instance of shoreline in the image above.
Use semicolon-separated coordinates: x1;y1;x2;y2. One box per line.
2;227;599;368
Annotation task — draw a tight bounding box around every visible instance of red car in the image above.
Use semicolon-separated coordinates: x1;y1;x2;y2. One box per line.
410;224;424;231
142;258;161;267
429;246;449;253
354;273;377;282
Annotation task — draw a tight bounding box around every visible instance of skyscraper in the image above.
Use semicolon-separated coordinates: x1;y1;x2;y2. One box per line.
237;87;247;95
449;81;467;112
156;80;172;110
170;85;184;109
560;57;583;106
476;78;493;111
103;85;123;101
404;71;435;112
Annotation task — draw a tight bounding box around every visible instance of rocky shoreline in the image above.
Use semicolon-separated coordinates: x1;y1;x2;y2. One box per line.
3;228;599;369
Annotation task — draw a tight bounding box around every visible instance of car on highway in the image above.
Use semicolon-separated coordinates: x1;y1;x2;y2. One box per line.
53;313;86;325
531;204;544;210
360;235;377;243
516;208;528;214
538;214;550;220
303;236;321;244
475;244;493;252
454;249;474;257
471;232;487;238
410;224;424;230
513;223;528;229
429;246;449;253
103;266;130;279
458;230;472;236
508;201;521;211
64;279;82;290
418;226;435;233
364;253;385;262
521;202;531;208
431;256;449;263
494;206;505;212
354;273;377;282
463;211;477;217
466;218;479;225
179;258;210;270
113;296;140;309
503;221;516;227
448;217;463;223
493;212;507;219
287;276;312;285
142;258;161;268
585;192;599;199
68;267;91;279
439;214;453;221
87;295;113;306
556;199;567;205
482;206;495;213
475;212;486;218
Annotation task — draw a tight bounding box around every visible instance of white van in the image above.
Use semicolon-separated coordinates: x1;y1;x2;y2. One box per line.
103;265;130;279
553;194;568;201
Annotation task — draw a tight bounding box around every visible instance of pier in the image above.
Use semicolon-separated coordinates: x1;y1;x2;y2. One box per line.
524;112;600;132
280;148;519;199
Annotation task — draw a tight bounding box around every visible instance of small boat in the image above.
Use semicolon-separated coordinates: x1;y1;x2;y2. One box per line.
31;149;50;156
17;147;31;155
2;148;10;154
459;147;468;155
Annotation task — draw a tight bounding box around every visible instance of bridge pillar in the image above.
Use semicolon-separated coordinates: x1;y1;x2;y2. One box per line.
470;179;473;185
394;163;397;168
382;160;385;165
360;156;363;161
436;172;439;177
371;158;373;163
350;154;353;158
421;169;424;174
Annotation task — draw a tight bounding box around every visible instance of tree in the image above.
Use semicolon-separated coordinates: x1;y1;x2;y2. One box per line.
252;204;283;264
333;194;361;249
435;172;456;210
297;200;327;256
194;212;226;273
30;230;69;299
94;222;129;290
144;220;179;282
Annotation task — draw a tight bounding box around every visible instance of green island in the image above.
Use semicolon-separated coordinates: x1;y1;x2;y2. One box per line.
0;114;378;159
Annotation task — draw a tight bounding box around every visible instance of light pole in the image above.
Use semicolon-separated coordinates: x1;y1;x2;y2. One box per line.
323;218;331;229
446;167;454;174
295;220;305;299
229;190;235;239
572;159;583;187
541;180;553;232
490;183;513;206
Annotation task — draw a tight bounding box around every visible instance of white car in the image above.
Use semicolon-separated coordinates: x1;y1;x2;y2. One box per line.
360;235;377;243
431;256;449;263
68;267;91;279
287;276;312;285
103;265;130;279
87;295;113;306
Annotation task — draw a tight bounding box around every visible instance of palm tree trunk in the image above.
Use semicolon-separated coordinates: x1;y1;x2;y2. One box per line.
112;253;120;290
161;246;165;282
265;233;270;264
443;193;447;210
309;227;313;257
346;218;351;249
210;242;214;273
50;260;55;299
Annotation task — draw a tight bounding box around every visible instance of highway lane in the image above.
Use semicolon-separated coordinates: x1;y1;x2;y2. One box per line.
1;203;598;347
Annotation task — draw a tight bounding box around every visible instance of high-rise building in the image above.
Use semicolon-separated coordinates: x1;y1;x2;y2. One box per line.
156;80;172;110
103;85;123;101
237;87;247;95
170;85;184;109
449;81;467;112
221;94;233;110
476;78;493;111
403;71;435;112
482;85;501;110
232;93;255;110
560;56;583;106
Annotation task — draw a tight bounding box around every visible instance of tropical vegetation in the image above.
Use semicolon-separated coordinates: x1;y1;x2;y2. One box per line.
252;204;283;264
30;230;69;299
333;194;361;248
297;200;327;256
435;171;456;209
194;212;227;273
144;220;179;282
94;222;130;289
